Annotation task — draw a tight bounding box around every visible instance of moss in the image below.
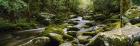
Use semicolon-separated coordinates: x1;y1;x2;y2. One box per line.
49;33;64;44
88;34;129;46
77;35;91;44
42;23;69;36
133;41;140;46
82;32;97;36
125;6;140;19
103;21;121;31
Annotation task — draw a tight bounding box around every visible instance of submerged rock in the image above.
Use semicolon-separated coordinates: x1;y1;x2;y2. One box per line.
19;37;50;46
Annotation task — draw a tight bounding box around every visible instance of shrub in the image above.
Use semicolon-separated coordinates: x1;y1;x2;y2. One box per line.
93;0;120;15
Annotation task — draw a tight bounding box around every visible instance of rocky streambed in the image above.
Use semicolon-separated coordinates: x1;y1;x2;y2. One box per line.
1;16;140;46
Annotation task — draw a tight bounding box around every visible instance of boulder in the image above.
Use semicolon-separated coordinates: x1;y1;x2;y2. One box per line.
49;33;64;44
87;25;140;46
125;6;140;19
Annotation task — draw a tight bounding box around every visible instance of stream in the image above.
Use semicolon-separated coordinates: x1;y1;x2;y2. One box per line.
0;16;99;46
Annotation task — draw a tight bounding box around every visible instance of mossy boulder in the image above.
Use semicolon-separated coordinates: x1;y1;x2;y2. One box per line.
88;25;140;46
77;35;91;44
67;27;80;31
59;42;73;46
42;24;69;36
67;31;77;37
125;6;140;19
48;33;64;44
87;33;129;46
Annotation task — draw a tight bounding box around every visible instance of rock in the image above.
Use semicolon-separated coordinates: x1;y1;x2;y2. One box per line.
42;24;69;36
77;35;91;44
82;32;97;36
83;16;93;20
125;6;140;19
67;27;80;31
87;33;129;46
67;21;79;25
85;22;96;27
133;41;140;46
70;15;78;19
67;31;77;37
59;42;73;46
19;37;50;46
87;25;140;46
130;18;140;24
49;33;64;44
63;34;74;41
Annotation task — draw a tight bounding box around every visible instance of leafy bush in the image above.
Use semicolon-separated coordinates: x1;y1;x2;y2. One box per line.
0;17;38;31
93;0;120;15
132;0;140;6
0;0;27;12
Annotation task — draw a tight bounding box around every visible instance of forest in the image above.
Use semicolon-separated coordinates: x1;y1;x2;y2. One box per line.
0;0;140;46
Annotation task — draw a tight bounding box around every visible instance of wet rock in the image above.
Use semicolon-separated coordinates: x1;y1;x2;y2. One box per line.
67;27;80;31
59;42;73;46
85;22;96;27
130;18;140;25
83;16;93;20
63;34;74;41
67;21;79;25
70;15;78;19
93;14;106;22
67;31;77;37
125;6;140;19
19;37;50;46
49;33;64;44
82;32;97;36
77;35;91;44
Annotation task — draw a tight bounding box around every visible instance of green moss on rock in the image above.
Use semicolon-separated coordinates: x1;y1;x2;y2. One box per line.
42;23;69;36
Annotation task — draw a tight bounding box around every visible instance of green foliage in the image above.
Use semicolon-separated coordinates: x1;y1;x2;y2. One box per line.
93;0;120;15
45;0;80;14
0;17;38;31
0;19;15;31
132;0;140;6
0;0;27;12
15;18;37;30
